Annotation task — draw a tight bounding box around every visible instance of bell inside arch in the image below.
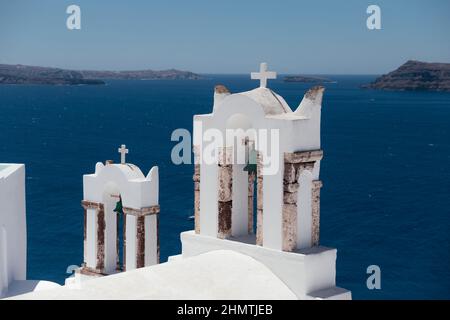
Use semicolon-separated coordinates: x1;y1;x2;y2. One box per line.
243;149;257;174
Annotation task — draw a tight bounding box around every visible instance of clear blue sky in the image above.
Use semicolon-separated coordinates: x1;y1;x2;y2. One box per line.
1;0;449;74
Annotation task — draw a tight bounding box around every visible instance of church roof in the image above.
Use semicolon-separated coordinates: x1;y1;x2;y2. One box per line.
93;162;146;181
112;163;145;180
10;250;297;300
239;87;292;116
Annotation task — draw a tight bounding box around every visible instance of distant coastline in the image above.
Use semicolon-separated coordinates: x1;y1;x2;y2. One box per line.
362;60;450;92
80;69;202;81
0;64;202;85
283;75;335;84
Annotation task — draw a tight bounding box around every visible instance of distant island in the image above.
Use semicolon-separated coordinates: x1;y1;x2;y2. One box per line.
363;60;450;92
0;64;105;85
0;64;202;85
81;69;202;80
284;75;334;83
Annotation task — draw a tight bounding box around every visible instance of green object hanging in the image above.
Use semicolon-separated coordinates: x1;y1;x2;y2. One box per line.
243;149;257;175
114;198;123;215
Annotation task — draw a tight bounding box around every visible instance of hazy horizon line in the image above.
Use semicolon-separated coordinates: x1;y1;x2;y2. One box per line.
0;61;388;76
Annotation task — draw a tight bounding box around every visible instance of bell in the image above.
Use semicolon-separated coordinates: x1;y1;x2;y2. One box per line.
114;198;123;214
243;149;257;174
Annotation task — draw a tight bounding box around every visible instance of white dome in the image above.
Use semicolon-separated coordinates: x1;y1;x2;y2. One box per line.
110;163;145;180
239;87;292;115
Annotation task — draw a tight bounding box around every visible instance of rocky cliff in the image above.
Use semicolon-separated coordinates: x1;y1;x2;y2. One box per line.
363;60;450;92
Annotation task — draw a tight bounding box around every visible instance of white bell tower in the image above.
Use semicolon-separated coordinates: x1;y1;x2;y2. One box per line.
181;63;351;300
79;146;160;276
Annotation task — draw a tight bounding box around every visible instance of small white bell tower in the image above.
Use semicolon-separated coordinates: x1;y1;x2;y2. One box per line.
79;146;160;276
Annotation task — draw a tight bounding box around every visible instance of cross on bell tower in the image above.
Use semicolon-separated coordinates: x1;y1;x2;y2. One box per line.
118;144;129;164
251;62;277;88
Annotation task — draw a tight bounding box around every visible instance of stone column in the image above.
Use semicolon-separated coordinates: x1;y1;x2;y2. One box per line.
282;162;299;252
217;147;232;239
123;205;161;269
122;211;127;271
96;204;105;272
193;163;201;234
282;150;323;252
156;213;160;266
81;200;105;274
136;215;145;268
247;172;256;234
83;206;87;267
256;152;264;246
193;146;201;234
311;180;323;246
116;212;120;271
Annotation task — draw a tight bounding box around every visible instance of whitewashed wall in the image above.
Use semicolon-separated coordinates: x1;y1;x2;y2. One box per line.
0;164;26;297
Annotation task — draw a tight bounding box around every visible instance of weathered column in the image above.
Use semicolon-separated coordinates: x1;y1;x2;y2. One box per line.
122;211;127;271
282;150;323;252
156;213;160;266
217;147;232;239
193;146;201;234
193;163;201;234
256;152;264;246
136;215;145;268
83;206;87;267
116;212;120;271
311;180;323;246
282;162;299;252
96;204;105;272
123;205;160;270
81;200;105;274
247;172;256;234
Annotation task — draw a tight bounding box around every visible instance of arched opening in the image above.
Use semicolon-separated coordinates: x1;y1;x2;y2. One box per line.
225;113;258;240
102;183;122;274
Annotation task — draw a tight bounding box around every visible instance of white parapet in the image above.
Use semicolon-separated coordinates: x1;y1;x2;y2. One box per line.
180;230;351;300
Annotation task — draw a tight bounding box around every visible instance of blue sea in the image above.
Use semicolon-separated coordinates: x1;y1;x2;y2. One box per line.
0;75;449;299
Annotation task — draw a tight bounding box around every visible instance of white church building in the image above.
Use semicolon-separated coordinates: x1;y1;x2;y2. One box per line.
1;63;351;300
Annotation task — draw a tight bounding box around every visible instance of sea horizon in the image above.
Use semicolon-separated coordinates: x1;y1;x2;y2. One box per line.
1;75;449;299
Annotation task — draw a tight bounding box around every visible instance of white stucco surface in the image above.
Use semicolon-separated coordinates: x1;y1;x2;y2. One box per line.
3;280;61;298
10;250;298;300
180;231;350;299
0;164;27;297
0;163;61;298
